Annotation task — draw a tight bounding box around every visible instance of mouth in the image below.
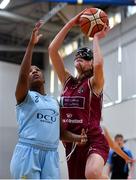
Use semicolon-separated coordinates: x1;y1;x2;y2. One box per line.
33;74;40;79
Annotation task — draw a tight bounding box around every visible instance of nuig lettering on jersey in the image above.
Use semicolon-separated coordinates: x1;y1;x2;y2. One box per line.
36;109;59;123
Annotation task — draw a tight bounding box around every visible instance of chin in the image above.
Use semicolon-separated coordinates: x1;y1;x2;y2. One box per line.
31;80;42;87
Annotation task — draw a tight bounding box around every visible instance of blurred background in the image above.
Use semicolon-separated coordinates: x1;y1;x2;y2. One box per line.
0;0;136;178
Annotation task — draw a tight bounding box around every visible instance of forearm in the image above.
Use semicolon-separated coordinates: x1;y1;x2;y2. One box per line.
49;22;73;51
104;128;132;162
19;41;34;78
93;35;104;67
91;35;104;91
60;130;81;143
113;145;132;162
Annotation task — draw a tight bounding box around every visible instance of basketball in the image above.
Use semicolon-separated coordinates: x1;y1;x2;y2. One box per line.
79;8;109;37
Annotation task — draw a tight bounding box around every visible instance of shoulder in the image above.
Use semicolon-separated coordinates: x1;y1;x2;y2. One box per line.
89;76;104;95
89;78;103;97
61;69;72;86
16;91;33;107
63;75;75;87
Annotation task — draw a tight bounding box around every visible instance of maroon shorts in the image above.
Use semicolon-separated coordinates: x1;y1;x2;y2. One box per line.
66;134;109;179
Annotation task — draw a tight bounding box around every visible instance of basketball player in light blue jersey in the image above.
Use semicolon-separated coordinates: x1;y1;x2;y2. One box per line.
10;21;87;179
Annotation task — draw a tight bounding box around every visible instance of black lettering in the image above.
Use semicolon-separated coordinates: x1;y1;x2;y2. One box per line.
37;113;43;119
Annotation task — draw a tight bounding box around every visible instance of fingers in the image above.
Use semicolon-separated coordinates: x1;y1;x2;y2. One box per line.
126;158;136;163
32;20;44;35
81;128;88;135
132;159;136;163
79;8;87;16
103;23;110;32
32;20;44;33
81;128;85;135
74;8;88;18
38;34;43;40
76;128;88;146
81;128;88;144
81;137;87;143
35;20;44;29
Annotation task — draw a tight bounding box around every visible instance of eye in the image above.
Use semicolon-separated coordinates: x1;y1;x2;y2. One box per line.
36;68;40;72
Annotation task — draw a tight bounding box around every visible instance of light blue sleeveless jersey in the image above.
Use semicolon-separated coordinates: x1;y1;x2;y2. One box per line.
16;91;60;149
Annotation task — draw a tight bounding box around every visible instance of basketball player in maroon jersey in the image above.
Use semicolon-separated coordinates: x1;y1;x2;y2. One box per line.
48;11;110;179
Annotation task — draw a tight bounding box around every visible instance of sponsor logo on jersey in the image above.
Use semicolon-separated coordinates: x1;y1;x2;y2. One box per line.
62;118;83;124
60;96;85;108
36;109;59;123
66;113;72;118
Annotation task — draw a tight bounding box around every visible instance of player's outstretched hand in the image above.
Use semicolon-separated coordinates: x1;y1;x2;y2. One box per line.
30;20;44;45
69;8;87;27
94;23;110;40
126;158;136;163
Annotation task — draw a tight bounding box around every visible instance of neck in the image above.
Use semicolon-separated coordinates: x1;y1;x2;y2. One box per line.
30;85;45;95
77;70;93;81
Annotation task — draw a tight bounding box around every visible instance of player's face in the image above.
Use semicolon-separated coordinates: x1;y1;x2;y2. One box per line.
115;137;124;147
29;66;45;87
74;57;93;74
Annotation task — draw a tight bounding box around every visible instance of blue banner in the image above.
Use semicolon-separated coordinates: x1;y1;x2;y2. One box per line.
33;0;136;5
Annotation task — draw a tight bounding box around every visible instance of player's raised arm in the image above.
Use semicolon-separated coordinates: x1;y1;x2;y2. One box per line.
91;24;110;95
48;10;86;85
15;21;43;104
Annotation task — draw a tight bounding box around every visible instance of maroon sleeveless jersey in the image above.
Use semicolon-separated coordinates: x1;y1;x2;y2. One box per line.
60;76;103;138
60;76;109;179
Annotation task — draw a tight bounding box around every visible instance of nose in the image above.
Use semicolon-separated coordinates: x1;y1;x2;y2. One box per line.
32;69;38;74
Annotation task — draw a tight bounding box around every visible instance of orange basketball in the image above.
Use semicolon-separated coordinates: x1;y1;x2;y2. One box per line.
79;8;109;37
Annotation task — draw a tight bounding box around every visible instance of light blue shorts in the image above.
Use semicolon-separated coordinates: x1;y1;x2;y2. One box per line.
10;143;60;179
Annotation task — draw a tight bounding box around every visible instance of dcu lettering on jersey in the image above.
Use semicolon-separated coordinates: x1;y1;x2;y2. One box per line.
36;109;59;123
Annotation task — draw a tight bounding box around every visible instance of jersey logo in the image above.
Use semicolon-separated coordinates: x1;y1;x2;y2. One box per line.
60;96;85;109
36;109;59;123
66;113;72;118
78;87;84;94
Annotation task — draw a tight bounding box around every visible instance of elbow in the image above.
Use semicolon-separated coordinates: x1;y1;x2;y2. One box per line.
48;43;57;54
48;44;53;54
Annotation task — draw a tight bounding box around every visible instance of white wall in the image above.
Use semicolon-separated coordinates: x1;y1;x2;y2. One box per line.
103;98;136;139
0;62;19;178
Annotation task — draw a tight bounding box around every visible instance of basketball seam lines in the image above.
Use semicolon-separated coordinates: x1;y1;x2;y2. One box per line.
80;16;107;28
92;9;101;32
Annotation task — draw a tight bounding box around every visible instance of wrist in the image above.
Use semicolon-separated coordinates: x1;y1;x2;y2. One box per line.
28;41;35;48
74;135;81;142
94;34;99;39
